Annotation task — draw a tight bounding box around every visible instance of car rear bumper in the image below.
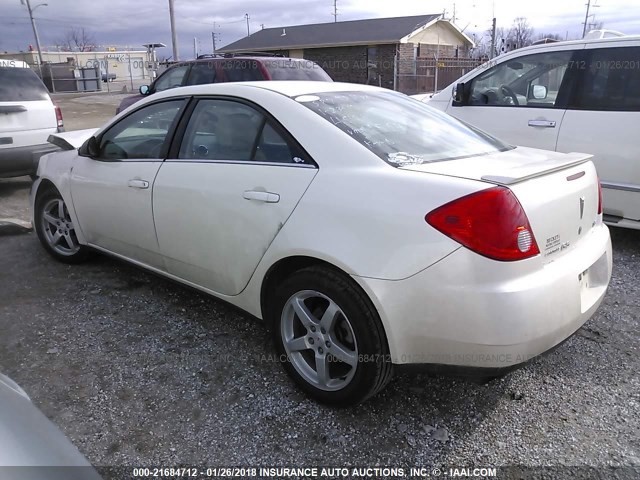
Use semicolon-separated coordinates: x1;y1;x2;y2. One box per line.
0;143;60;177
355;223;612;370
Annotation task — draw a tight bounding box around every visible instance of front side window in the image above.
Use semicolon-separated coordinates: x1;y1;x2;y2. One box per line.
468;51;573;108
153;65;190;92
97;100;184;160
299;90;512;165
572;47;640;111
186;62;216;85
0;67;50;102
178;99;308;164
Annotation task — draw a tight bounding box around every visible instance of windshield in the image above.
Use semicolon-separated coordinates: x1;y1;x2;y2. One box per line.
299;90;512;165
0;67;50;102
262;59;332;81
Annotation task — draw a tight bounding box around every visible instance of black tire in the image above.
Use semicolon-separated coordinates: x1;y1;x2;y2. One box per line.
34;188;92;264
270;266;393;406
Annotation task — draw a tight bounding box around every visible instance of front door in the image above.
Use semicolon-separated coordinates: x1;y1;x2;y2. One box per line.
70;99;186;269
447;49;577;151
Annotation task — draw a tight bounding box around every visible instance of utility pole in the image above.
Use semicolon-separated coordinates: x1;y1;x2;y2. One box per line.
490;17;497;59
582;0;600;37
582;0;592;38
211;23;220;54
245;13;250;37
20;0;45;78
333;0;338;22
168;0;179;61
193;37;198;59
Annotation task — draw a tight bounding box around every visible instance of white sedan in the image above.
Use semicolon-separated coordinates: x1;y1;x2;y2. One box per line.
32;81;612;406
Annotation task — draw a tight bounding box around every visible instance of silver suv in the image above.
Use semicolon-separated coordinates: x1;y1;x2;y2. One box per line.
0;59;63;178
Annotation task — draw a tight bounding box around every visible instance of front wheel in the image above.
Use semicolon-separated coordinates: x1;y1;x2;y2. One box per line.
271;266;393;406
34;189;92;263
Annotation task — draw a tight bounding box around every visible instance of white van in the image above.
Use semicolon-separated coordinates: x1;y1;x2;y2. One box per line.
0;59;63;178
428;35;640;230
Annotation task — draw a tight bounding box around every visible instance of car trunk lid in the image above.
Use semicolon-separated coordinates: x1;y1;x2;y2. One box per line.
404;147;601;263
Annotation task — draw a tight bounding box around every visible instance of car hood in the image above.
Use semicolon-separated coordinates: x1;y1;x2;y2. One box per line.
47;129;98;151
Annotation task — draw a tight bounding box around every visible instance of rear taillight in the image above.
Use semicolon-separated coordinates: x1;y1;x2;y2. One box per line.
597;177;603;215
426;186;540;261
55;106;64;129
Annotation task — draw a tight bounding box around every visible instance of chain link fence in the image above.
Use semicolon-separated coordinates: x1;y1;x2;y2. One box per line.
395;57;483;95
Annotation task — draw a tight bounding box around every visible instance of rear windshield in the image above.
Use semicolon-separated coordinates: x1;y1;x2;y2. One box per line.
0;67;50;102
298;90;512;165
262;59;332;81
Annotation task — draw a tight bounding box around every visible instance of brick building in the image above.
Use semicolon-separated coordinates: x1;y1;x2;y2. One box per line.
218;14;474;92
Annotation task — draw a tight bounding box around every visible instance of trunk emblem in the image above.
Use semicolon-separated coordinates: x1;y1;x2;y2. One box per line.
579;196;585;219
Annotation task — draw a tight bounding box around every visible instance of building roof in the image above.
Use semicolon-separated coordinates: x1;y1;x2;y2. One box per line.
219;14;442;52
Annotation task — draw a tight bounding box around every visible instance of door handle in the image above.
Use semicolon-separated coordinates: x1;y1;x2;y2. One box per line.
128;179;149;189
528;120;556;128
243;190;280;203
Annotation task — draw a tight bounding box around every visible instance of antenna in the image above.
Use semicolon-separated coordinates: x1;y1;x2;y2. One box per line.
333;0;338;22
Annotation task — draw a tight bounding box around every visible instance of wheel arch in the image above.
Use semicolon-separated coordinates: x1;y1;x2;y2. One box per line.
260;256;391;355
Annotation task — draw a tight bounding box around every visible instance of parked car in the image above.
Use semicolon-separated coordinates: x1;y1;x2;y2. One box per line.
101;71;116;82
0;59;63;178
32;81;611;406
116;55;332;113
0;371;102;477
427;34;640;230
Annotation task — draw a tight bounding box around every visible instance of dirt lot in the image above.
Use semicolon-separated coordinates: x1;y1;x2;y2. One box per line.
0;91;638;478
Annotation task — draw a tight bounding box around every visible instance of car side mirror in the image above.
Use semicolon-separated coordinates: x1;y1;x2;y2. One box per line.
78;136;99;158
531;85;548;100
139;85;150;95
452;82;465;105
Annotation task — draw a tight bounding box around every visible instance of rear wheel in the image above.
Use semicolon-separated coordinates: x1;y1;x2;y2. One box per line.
34;189;92;263
271;266;393;406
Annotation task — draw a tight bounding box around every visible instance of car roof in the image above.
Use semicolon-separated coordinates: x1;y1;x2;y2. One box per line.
504;33;640;56
151;80;385;101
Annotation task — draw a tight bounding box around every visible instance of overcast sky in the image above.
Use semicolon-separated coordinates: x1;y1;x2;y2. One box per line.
2;0;639;58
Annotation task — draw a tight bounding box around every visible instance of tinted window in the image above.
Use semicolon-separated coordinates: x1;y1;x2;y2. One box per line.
186;62;216;85
219;60;264;82
153;65;190;92
572;47;640;111
0;67;50;102
97;100;184;160
178;99;308;164
468;51;572;108
262;59;333;81
300;90;512;165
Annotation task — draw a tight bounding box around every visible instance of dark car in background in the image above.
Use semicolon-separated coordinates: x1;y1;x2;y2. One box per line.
116;55;332;113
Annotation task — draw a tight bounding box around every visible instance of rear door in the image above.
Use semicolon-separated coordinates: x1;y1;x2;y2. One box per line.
447;48;581;151
0;64;56;150
557;42;640;223
153;97;317;296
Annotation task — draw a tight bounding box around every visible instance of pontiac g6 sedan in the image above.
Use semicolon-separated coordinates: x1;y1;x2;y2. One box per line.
32;81;612;406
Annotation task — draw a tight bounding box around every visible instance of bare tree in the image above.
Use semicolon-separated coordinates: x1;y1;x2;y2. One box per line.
509;17;534;50
56;27;96;52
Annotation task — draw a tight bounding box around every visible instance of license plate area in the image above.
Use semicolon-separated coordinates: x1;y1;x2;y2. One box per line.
579;252;609;313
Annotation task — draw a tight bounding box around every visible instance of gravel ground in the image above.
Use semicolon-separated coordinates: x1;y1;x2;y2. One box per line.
0;226;638;477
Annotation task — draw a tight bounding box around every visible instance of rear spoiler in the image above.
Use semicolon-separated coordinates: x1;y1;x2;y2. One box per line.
47;128;98;151
481;152;593;186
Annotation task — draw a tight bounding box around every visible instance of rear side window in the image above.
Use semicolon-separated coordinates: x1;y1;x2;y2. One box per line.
262;59;333;81
0;67;50;102
572;47;640;111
